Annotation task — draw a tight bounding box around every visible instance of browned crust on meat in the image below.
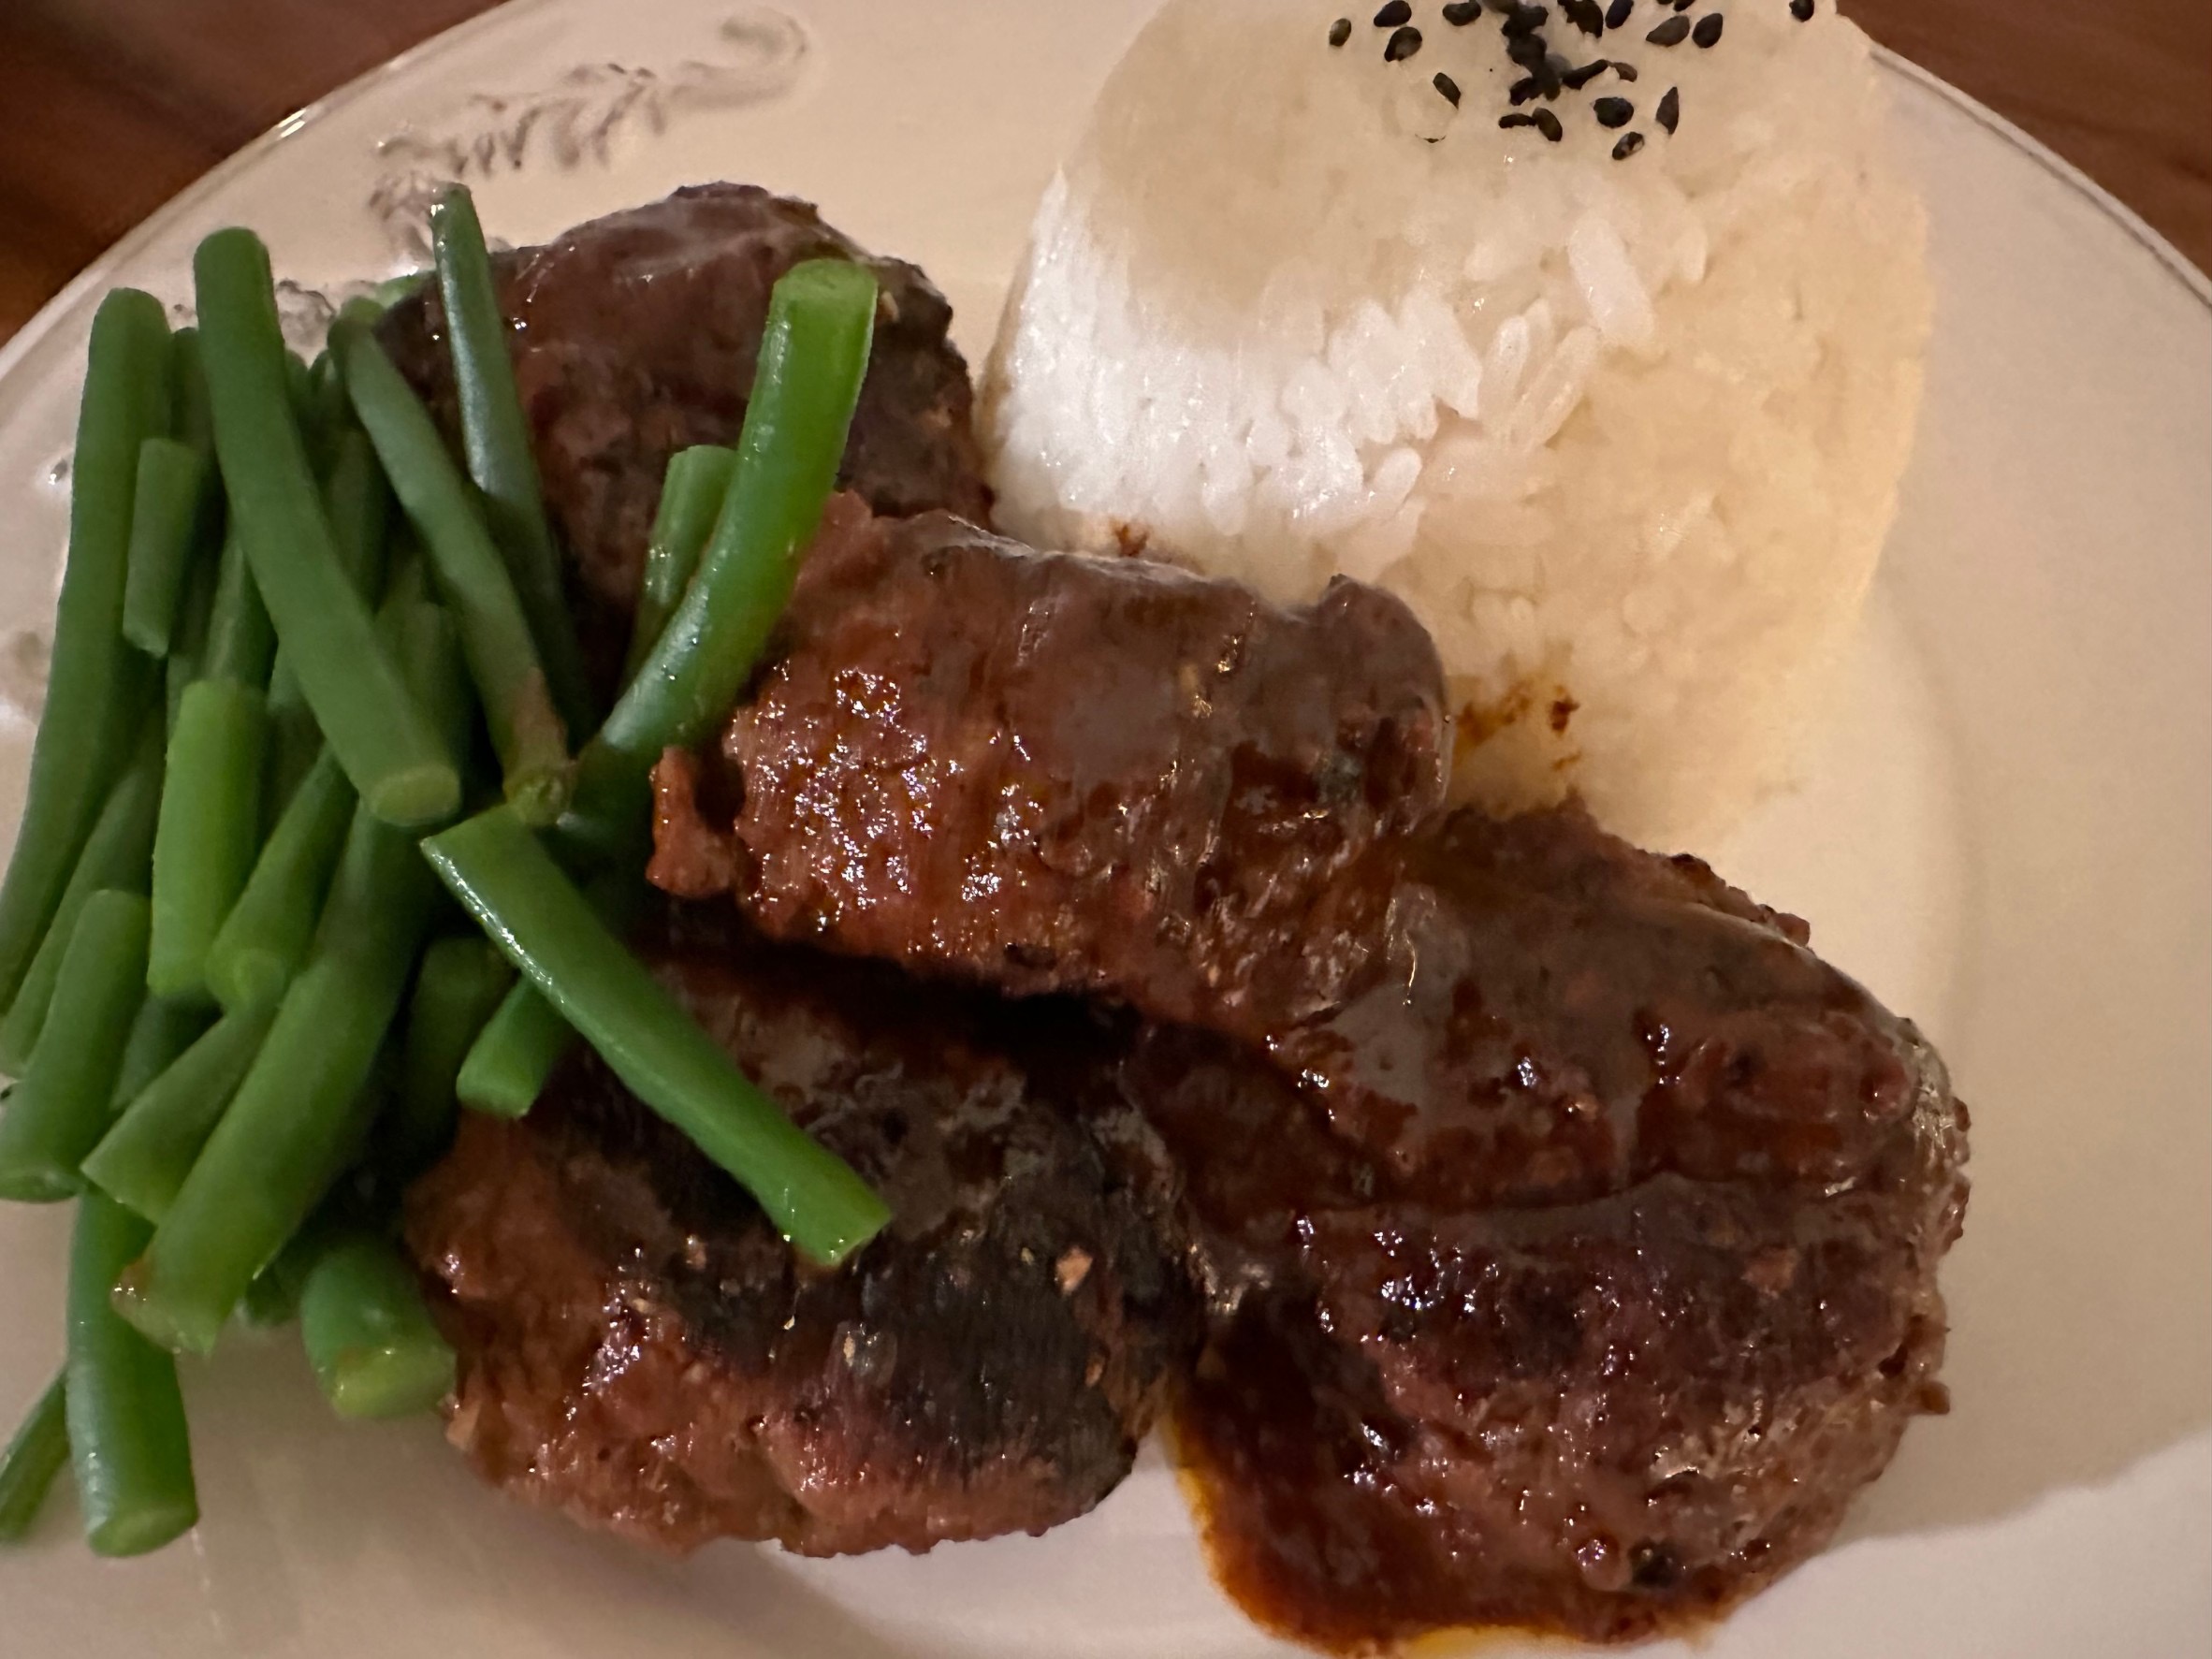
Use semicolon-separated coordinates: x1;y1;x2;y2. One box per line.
406;922;1202;1558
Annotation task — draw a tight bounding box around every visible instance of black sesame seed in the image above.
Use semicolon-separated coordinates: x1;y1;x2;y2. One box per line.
1499;111;1539;128
1508;75;1546;104
1384;22;1423;58
1443;0;1485;22
1613;130;1647;159
1656;84;1681;132
1502;4;1549;37
1693;12;1724;46
1433;70;1463;105
1329;16;1353;46
1561;58;1610;89
1561;0;1607;36
1790;0;1814;18
1645;14;1690;44
1534;108;1564;141
1671;0;1694;11
1374;0;1412;25
1610;59;1638;80
1593;95;1634;126
1606;0;1634;24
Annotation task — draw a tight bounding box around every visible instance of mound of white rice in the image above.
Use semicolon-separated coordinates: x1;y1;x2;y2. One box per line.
983;0;1928;847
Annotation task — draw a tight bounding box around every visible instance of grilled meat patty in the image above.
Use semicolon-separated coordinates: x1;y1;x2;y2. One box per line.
1126;837;1967;1646
651;498;1451;1036
379;183;991;688
406;912;1200;1557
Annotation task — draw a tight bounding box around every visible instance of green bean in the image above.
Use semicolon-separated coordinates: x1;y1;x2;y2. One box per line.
0;289;172;1012
193;227;458;829
238;1198;341;1330
298;1229;455;1419
68;1195;196;1554
423;807;888;1264
335;315;571;824
429;186;596;737
379;598;474;770
115;604;467;1353
0;712;164;1074
121;437;214;657
173;327;212;450
260;676;318;827
207;749;356;1011
264;430;398;814
455;981;572;1117
306;350;353;455
0;892;151;1201
570;259;876;843
115;866;427;1351
387;935;511;1174
164;548;219;727
624;444;737;682
0;1371;68;1542
154;531;275;989
82;1001;277;1224
146;679;269;1003
200;527;275;689
108;998;212;1111
453;869;637;1117
321;426;396;600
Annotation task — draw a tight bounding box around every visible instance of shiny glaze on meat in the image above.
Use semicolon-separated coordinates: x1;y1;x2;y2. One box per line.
654;498;1450;1037
1269;806;1934;1207
1124;912;1966;1647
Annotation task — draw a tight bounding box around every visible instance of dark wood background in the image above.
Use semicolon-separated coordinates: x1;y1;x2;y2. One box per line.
2;0;2207;343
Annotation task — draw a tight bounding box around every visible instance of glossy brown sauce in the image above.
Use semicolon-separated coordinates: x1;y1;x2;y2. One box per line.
1122;809;1965;1650
1132;1034;1639;1653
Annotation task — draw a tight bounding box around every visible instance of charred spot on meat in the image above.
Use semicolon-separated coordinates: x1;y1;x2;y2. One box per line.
379;184;992;691
407;911;1201;1557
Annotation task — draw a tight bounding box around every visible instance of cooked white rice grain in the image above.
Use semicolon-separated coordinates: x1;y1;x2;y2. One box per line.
982;0;1928;847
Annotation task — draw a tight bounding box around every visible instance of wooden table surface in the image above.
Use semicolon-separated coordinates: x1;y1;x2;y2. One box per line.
2;0;2207;343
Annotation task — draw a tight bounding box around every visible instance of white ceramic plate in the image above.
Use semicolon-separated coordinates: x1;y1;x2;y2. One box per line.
2;2;2207;1653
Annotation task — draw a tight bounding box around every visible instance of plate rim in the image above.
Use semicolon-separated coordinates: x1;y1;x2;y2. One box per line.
0;5;2205;1653
0;1;2205;407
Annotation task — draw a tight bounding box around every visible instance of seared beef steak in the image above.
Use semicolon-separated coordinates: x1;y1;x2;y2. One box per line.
380;184;991;687
655;499;1450;1032
407;917;1199;1556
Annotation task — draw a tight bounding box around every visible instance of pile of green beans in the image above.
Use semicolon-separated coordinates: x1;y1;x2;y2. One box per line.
0;194;886;1556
